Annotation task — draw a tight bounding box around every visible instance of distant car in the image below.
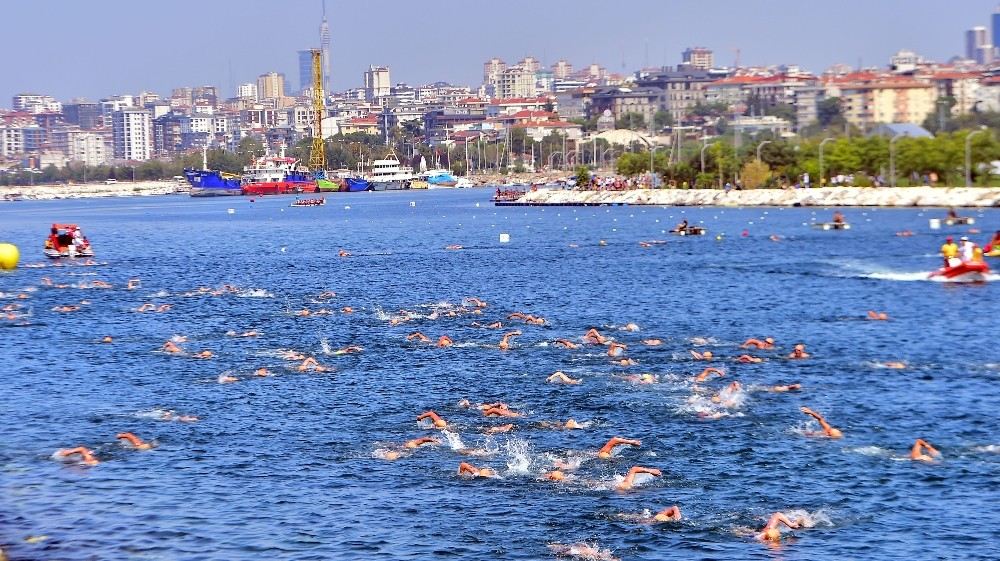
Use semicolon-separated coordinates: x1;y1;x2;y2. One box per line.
105;179;117;185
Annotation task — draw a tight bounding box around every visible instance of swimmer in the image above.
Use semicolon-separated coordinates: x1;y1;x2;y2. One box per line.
341;306;353;314
910;438;941;462
254;368;272;377
641;339;662;346
297;357;329;372
404;436;441;449
464;297;488;308
127;278;141;290
162;341;183;353
867;310;889;321
52;305;80;312
136;303;156;312
613;358;638;366
317;290;336;299
547;543;619;561
160;410;198;422
218;373;238;383
436;335;454;348
90;280;112;289
407;332;431;343
737;354;763;364
768;383;802;392
598;437;641;459
553;339;579;349
616;466;661;491
524;315;546;326
896;230;914;237
457;462;495;478
55;446;99;466
498;330;521;350
653;506;682;522
756;512;801;542
689;350;713;360
694;367;725;382
741;337;775;350
482;406;521;418
472;321;503;329
338;249;351;257
226;330;259;337
294;309;311;317
788;344;810;359
711;381;743;406
155;304;171;312
547;371;582;385
193;350;213;359
769;234;782;242
486;424;515;434
621;373;658;385
445;244;463;250
880;361;907;369
800;406;842;438
606;341;627;357
584;328;608;345
417;410;448;428
622;322;640;332
116;432;153;450
332;345;363;355
543;469;567;481
101;336;113;344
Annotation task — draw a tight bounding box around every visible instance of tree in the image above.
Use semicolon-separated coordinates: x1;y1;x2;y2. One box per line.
575;165;591;188
816;97;845;128
653;110;673;129
740;160;771;189
765;103;797;124
615;112;646;131
616;152;648;176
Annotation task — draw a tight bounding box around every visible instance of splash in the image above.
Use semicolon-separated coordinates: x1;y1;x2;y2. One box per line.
236;288;274;298
440;430;466;451
547;542;619;561
503;437;535;476
973;444;1000;453
781;509;833;528
845;445;892;457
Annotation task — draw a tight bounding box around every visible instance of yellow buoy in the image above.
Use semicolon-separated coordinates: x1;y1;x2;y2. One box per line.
0;243;19;270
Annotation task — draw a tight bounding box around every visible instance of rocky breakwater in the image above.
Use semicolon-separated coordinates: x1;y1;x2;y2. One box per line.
1;181;186;201
512;187;1000;207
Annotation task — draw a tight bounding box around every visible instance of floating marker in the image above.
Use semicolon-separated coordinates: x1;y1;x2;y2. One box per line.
227;208;235;214
499;233;510;243
929;219;941;230
410;201;416;207
344;205;351;210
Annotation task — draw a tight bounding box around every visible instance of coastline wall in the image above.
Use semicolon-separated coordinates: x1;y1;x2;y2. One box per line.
0;181;185;201
510;187;1000;207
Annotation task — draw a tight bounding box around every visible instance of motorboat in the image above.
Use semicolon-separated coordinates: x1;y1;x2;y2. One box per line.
928;259;990;282
290;197;325;207
44;223;94;258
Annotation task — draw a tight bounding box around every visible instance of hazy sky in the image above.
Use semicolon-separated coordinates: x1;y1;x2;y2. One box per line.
5;0;998;104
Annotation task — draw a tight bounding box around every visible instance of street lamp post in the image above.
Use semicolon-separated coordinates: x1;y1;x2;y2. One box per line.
700;140;712;173
548;151;562;170
601;148;615;169
965;128;987;187
818;137;835;189
889;133;904;188
756;140;772;162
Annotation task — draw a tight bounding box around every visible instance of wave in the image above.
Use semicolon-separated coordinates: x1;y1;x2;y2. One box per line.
236;288;274;298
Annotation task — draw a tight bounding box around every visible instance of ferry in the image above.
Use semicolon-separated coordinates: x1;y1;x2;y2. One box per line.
368;150;415;191
44;223;94;258
241;152;317;196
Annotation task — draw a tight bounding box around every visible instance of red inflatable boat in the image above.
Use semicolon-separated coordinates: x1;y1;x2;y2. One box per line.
928;260;991;282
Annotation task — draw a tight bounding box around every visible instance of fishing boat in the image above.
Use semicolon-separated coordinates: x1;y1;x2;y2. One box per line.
422;169;458;188
44;223;94;258
344;177;371;192
290;197;325;207
368;150;415;191
928;259;990;282
316;177;344;192
241;151;317;196
185;147;242;197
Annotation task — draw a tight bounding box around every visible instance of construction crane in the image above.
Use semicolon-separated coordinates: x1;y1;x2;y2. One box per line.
308;48;326;172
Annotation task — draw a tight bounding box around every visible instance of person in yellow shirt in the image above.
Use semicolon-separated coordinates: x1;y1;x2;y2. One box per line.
940;236;959;266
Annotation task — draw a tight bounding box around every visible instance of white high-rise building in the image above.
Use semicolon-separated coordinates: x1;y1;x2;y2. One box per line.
112;108;153;161
12;93;61;113
497;66;536;99
257;72;286;100
483;57;507;96
519;57;541;74
363;65;391;102
68;132;108;166
237;82;258;100
552;60;573;79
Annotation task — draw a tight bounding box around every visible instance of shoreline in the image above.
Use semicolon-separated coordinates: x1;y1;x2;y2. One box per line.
0;181;186;201
503;187;1000;208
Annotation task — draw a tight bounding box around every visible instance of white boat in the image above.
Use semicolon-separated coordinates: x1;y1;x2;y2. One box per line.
368;150;415;191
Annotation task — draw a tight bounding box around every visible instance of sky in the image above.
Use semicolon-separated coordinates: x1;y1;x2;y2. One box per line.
4;0;999;104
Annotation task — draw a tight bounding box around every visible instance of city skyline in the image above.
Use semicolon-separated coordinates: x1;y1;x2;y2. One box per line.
5;0;999;103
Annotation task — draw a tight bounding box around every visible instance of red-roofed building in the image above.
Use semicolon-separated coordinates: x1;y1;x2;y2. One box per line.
486;97;554;117
339;115;380;135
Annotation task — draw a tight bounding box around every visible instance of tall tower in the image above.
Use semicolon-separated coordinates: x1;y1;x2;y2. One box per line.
320;0;331;94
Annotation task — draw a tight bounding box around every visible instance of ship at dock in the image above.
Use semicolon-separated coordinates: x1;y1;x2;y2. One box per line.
241;151;318;196
184;147;242;197
368;149;415;191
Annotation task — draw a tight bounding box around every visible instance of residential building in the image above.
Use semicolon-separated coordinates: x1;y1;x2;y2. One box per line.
890;50;921;73
486;97;552;117
926;71;981;115
993;8;1000;55
483;57;507;96
363;66;391;102
729;115;793;136
681;47;714;70
977;44;995;65
975;75;1000;112
588;86;661;128
497;66;536;99
967;26;988;61
552;60;573;80
339;115;380;135
535;69;555;94
112;108;153;161
67;130;108;166
634;69;718;123
839;80;936;128
519;57;541;74
237;82;258;100
257;72;286;100
12;94;61;113
793;85;826;129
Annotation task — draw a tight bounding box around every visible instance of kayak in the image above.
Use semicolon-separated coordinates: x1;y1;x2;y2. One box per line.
928;260;990;282
672;227;707;236
812;222;850;230
944;217;975;226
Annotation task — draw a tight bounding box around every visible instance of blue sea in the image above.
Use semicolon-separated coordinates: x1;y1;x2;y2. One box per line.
2;190;999;560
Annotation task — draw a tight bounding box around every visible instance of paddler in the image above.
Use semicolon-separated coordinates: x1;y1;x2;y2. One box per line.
940;236;959;267
832;211;845;224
